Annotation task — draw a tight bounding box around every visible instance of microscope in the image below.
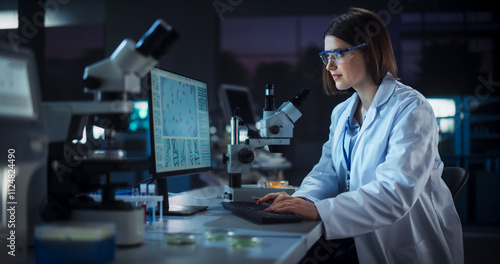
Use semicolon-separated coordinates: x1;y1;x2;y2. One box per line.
222;85;310;202
42;19;178;246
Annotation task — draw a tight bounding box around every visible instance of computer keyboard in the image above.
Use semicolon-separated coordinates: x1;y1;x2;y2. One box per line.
221;202;304;224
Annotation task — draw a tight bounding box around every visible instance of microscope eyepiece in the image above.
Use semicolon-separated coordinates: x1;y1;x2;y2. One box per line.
290;88;310;107
136;19;179;59
264;84;275;111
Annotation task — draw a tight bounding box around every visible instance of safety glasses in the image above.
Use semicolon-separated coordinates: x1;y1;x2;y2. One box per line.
318;43;367;66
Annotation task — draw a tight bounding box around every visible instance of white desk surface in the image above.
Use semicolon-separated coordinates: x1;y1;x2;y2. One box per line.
114;186;323;264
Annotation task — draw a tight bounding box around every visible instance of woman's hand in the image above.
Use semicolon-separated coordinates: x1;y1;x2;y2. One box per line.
252;192;321;221
252;192;287;205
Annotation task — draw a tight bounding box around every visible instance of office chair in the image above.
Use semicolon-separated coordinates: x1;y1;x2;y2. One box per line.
441;167;469;202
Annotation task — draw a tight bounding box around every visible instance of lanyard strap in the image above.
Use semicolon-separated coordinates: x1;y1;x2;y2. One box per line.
342;117;351;180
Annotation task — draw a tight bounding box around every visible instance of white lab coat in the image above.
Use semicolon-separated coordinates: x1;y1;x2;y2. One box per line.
293;74;464;264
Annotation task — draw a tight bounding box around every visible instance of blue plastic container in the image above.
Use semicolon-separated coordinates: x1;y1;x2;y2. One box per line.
35;222;115;264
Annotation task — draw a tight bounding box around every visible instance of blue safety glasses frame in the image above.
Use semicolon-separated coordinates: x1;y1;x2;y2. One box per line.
318;43;367;66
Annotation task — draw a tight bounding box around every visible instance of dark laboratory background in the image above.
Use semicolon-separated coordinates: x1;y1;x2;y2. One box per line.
1;0;499;262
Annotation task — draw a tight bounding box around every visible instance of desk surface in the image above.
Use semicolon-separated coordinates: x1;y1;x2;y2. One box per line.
115;186;323;264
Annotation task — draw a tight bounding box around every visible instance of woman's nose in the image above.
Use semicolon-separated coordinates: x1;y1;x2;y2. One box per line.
326;59;337;70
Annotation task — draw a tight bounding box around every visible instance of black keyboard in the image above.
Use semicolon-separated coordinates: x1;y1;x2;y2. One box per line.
221;202;304;224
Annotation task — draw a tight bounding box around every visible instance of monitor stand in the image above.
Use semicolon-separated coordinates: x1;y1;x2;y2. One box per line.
156;177;208;216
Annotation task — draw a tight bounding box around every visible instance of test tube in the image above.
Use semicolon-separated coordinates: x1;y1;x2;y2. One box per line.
147;202;155;225
148;184;155;195
140;184;147;224
133;187;139;207
147;184;156;225
140;184;147;196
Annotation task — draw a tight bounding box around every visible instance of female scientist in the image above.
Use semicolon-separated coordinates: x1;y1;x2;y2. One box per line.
254;7;464;264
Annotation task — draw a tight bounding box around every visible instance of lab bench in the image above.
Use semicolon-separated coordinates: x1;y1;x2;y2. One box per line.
29;186;323;264
116;186;322;264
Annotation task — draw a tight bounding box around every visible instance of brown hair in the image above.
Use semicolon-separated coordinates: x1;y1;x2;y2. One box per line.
322;7;398;95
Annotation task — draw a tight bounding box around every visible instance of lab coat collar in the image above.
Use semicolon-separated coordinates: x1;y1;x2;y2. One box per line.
350;73;396;132
371;73;397;109
363;73;396;124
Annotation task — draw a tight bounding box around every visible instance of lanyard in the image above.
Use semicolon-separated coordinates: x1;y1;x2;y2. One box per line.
342;117;351;190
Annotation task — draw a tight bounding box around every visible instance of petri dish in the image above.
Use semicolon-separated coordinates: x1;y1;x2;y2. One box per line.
229;235;262;248
204;229;235;242
164;233;197;245
266;181;289;188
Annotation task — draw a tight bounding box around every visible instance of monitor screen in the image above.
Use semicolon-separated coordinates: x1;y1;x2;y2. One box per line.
0;54;35;119
219;84;258;128
149;68;212;177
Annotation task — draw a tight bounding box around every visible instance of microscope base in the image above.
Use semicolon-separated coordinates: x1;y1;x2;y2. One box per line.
72;207;144;246
223;184;296;202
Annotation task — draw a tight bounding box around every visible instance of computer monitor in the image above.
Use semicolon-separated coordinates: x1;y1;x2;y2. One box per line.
0;49;36;119
219;84;258;129
148;67;211;215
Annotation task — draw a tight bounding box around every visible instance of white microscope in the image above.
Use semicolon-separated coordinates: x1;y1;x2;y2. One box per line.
42;19;178;246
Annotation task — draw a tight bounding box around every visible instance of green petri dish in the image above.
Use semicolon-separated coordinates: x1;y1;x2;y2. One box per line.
165;233;196;245
229;235;262;248
204;229;235;242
